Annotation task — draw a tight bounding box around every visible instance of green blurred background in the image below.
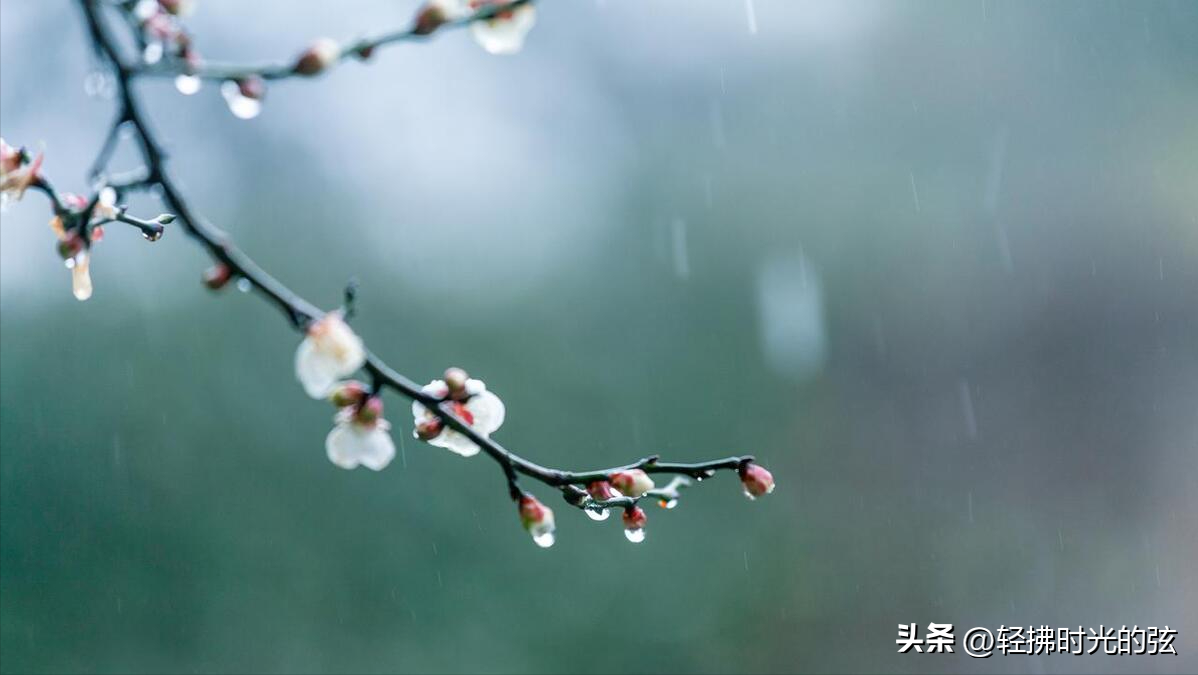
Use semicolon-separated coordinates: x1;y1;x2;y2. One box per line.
1;1;1196;673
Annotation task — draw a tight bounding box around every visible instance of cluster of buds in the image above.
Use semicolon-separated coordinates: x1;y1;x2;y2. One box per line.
412;367;506;457
48;189;121;301
412;0;537;55
133;0;197;68
324;382;396;471
518;494;556;548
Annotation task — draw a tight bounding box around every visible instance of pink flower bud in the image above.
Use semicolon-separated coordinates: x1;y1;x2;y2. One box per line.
609;469;654;498
329;381;368;408
201;263;233;290
57;231;84;260
518;495;556;547
739;462;775;499
235;75;265;100
412;4;448;36
622;505;647;543
586;480;616;502
415;416;443;441
354;396;384;427
293;38;340;76
444;367;469;399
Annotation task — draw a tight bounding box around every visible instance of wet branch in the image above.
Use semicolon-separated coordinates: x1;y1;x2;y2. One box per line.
67;0;764;532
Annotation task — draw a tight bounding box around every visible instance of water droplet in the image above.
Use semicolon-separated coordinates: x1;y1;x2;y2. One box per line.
743;489;757;501
585;508;609;521
83;70;114;98
236;278;252;293
175;74;202;95
532;531;555;548
143;42;164;65
221;81;261;120
659;499;678;509
142;229;163;242
624;528;646;543
64;256;78;270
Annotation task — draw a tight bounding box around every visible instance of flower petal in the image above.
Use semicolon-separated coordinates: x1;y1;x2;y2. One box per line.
296;337;342;398
470;3;536;55
325;421;396;471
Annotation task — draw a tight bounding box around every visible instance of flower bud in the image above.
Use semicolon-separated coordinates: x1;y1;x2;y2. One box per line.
739;462;775;499
518;495;555;548
354;396;384;426
414;416;443;440
609;469;654;498
158;0;194;16
293;38;340;76
202;263;233;290
412;3;448;36
57;231;84;260
586;480;616;502
444;367;469;399
235;75;265;101
329;381;368;408
622;505;647;543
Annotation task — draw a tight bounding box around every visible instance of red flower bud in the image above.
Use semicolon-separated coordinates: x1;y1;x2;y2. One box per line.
201;263;233;290
586;480;616;502
415;416;444;440
412;4;448;36
329;381;368;408
235;75;265;101
609;469;654;498
622;506;647;543
293;38;340;76
739;462;775;499
354;396;384;426
57;231;85;260
518;494;556;547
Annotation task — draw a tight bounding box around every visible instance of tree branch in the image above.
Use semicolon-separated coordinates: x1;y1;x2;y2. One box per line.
47;0;774;544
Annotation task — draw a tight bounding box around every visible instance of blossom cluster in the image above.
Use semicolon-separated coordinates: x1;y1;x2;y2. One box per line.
290;313;776;548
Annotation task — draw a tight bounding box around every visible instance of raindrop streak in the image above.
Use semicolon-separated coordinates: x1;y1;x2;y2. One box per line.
744;0;759;34
908;170;922;212
236;278;252;293
624;528;646;543
585;508;609;521
175;74;201;95
967;491;974;524
532;531;555;548
221;81;262;120
958;379;977;438
671;218;690;280
709;100;727;149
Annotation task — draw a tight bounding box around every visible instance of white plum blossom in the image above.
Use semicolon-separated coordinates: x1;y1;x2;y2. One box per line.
325;397;396;471
468;1;536;55
294;312;366;398
419;0;536;54
412;376;505;457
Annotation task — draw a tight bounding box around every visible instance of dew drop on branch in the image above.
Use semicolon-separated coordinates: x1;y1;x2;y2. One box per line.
175;74;202;96
624;528;646;543
532;531;555;548
659;499;678;509
585;508;609;521
236;278;252;293
220;81;262;120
